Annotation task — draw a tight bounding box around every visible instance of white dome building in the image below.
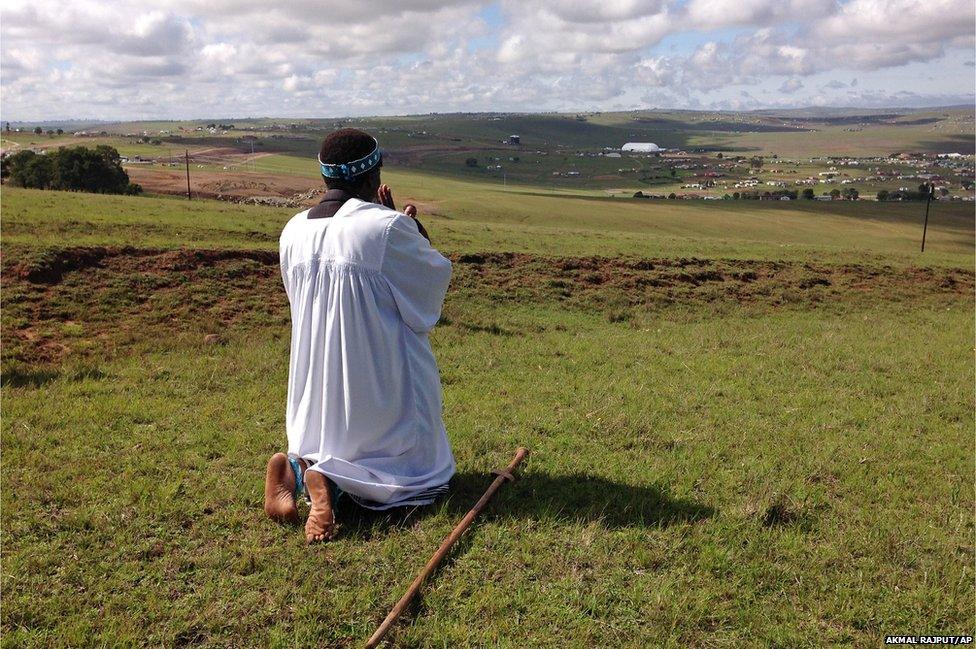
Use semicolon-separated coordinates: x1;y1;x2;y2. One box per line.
622;142;662;153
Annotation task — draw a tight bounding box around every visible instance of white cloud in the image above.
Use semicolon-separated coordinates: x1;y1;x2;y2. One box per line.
0;0;973;119
684;0;833;29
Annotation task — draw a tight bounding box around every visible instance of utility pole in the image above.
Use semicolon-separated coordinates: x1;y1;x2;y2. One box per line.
921;182;932;252
185;149;192;200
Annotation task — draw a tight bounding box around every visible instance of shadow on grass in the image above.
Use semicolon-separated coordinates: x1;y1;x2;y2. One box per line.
917;134;975;155
325;472;715;634
1;365;63;388
338;471;714;539
1;362;106;388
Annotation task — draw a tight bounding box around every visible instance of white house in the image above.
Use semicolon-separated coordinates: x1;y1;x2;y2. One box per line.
622;142;662;153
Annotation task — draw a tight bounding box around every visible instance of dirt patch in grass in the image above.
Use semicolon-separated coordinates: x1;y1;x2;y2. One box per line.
3;247;287;368
9;247;278;284
3;246;972;369
127;167;322;202
449;251;974;312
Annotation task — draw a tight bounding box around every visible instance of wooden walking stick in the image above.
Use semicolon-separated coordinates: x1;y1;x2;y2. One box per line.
364;447;529;648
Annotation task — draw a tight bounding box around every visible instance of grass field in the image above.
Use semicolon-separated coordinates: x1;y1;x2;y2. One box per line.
4;176;973;267
2;177;973;646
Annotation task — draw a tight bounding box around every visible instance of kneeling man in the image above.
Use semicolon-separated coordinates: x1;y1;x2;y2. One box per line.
265;128;454;543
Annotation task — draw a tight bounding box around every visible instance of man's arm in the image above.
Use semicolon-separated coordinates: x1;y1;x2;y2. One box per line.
381;215;451;334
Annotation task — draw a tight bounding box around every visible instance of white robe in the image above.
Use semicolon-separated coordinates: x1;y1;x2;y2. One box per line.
279;198;455;509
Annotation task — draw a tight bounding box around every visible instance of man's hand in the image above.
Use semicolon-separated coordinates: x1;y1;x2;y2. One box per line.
377;183;395;210
378;184;418;219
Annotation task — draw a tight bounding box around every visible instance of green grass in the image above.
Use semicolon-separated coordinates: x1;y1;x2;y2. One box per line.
2;182;972;267
2;289;972;646
2;175;973;647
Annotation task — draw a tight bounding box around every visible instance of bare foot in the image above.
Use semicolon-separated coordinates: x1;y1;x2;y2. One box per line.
304;470;338;543
264;452;299;524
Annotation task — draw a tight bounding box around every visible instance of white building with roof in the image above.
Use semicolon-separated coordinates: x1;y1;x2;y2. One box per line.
622;142;662;153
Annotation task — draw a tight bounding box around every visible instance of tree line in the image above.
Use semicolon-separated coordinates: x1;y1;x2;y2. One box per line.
1;145;142;195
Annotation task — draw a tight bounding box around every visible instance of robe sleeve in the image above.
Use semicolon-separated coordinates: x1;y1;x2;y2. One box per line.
278;241;291;303
381;214;452;334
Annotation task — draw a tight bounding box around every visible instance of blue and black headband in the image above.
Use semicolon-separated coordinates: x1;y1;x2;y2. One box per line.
317;138;382;181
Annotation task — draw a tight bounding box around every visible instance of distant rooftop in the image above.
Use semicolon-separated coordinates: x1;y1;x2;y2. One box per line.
622;142;661;152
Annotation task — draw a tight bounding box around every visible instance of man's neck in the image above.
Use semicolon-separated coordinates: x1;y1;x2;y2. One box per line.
308;188;363;219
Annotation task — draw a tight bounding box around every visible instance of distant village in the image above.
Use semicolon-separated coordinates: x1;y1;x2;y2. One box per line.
3;118;974;203
627;148;974;202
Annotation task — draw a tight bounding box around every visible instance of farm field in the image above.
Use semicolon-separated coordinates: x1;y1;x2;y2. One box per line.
2;177;973;646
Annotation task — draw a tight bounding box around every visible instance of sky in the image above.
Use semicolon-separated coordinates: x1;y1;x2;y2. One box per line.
1;0;974;121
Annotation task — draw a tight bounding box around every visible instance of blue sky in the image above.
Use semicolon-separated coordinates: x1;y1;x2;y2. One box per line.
1;0;973;120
